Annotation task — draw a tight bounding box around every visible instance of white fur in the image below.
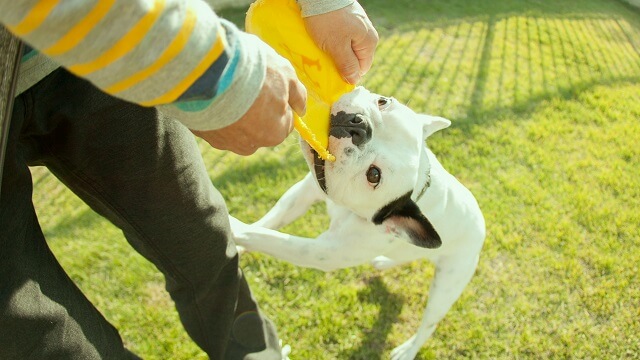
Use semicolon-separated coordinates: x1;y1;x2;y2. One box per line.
231;87;485;360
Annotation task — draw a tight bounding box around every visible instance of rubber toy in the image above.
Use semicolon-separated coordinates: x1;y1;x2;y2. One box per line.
246;0;355;162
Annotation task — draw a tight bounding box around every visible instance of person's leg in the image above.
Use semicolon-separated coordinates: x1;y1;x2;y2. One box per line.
3;68;282;359
0;83;138;359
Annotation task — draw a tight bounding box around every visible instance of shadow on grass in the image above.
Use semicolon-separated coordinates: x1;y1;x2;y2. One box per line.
218;0;640;139
209;144;308;196
27;168;106;240
44;208;104;239
346;276;404;360
366;6;640;132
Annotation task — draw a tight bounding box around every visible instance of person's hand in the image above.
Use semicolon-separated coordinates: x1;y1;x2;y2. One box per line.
192;46;307;156
304;2;379;84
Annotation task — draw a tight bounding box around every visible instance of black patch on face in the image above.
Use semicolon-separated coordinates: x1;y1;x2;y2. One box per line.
372;191;441;248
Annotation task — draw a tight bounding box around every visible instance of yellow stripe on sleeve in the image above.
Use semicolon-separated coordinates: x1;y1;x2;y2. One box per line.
105;7;197;94
44;0;117;57
139;25;228;107
9;0;61;36
68;0;166;76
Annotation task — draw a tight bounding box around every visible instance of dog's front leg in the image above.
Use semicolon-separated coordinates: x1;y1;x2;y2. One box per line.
391;250;481;360
254;172;325;230
230;216;374;272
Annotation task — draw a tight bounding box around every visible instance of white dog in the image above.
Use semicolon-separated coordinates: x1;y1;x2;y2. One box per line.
230;87;486;360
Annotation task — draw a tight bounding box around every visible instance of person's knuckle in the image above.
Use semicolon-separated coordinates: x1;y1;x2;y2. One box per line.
371;24;380;37
238;147;255;156
268;131;287;146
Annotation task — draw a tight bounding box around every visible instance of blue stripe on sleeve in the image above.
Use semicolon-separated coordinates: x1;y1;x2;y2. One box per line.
176;51;229;101
175;35;241;112
21;45;38;62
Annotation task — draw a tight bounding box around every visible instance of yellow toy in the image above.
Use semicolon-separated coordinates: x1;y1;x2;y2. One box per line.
246;0;355;162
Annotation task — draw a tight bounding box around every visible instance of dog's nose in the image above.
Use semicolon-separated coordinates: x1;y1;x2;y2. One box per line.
329;111;372;146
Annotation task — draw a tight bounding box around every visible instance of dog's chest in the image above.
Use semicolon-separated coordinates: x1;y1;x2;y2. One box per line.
326;201;406;256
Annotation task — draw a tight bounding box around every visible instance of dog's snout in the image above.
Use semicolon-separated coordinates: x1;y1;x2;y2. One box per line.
329;111;372;146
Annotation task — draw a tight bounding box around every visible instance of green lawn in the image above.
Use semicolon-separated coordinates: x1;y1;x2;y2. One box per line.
31;0;640;358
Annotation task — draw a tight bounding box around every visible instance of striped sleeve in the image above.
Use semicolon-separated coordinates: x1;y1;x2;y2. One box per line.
0;0;267;131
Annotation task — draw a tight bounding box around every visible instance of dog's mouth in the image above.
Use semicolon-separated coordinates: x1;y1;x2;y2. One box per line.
312;149;328;193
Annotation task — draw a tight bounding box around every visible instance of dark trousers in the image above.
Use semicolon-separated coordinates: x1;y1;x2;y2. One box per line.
0;68;280;359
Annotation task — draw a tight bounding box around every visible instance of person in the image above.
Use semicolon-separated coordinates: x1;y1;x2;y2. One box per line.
0;0;378;359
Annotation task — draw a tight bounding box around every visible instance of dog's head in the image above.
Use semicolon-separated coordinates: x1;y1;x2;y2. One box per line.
301;87;451;248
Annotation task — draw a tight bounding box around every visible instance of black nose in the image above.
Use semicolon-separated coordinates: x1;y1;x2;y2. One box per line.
329;111;372;146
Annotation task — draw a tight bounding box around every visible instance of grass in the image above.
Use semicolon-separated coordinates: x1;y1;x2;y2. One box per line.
29;0;640;358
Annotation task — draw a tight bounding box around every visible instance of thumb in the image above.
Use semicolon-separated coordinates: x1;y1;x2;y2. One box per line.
327;42;361;84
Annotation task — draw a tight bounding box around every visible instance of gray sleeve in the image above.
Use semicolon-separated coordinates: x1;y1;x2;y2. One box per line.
297;0;355;17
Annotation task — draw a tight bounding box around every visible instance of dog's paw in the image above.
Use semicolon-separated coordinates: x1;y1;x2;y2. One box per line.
280;340;291;360
229;216;255;247
371;256;398;270
391;335;420;360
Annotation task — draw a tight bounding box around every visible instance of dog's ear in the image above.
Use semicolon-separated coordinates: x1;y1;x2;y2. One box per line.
372;192;441;248
418;115;451;138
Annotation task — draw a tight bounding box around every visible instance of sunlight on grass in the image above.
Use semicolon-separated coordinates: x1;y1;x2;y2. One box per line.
30;0;640;358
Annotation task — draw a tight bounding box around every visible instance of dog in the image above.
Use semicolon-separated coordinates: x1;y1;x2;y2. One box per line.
230;86;486;360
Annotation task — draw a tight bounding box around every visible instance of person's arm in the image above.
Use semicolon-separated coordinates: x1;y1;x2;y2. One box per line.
0;0;286;133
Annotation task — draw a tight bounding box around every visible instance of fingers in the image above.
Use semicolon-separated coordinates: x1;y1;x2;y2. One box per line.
279;58;304;140
191;129;257;156
326;42;361;84
329;23;379;84
285;104;296;133
273;106;294;147
353;27;379;78
288;78;307;117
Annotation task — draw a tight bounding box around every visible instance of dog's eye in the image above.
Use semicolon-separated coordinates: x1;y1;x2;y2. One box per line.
366;166;382;187
377;97;392;110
